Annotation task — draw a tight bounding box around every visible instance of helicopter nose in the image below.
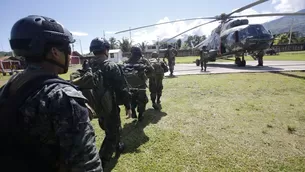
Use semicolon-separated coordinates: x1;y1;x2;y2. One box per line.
245;36;274;50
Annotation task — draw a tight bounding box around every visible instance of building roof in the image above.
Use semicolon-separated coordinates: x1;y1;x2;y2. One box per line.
71;51;83;57
109;49;122;53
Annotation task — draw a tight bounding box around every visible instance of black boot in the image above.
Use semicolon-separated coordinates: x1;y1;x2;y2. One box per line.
138;113;143;121
152;103;159;110
115;142;125;157
131;108;137;119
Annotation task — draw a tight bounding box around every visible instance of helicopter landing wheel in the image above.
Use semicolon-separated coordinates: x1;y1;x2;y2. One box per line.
235;57;241;65
196;59;200;66
241;60;246;67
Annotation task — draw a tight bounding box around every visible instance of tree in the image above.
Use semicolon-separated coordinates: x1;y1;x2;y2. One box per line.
200;35;207;42
108;37;118;49
186;36;194;47
298;37;305;44
177;39;182;49
180;42;189;50
140;42;146;52
118;37;132;52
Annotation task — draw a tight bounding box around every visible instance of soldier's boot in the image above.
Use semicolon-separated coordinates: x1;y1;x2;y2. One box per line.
204;62;207;72
131;108;137;119
152;103;159;110
115;142;125;157
138;113;143;121
151;93;157;110
156;95;162;110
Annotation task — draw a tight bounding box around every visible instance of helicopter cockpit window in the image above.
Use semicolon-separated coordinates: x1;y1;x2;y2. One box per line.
254;25;269;35
247;26;258;35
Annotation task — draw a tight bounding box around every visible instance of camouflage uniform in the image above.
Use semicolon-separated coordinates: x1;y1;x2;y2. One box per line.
124;47;154;121
82;59;90;71
164;45;178;76
200;46;209;72
0;67;103;171
0;15;103;171
89;38;132;165
148;52;168;110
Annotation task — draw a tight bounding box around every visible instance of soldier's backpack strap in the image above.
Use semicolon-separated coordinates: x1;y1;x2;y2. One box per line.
0;74;79;171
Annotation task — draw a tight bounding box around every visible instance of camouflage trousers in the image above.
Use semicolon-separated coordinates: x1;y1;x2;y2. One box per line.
131;89;148;118
168;59;175;74
200;58;208;71
149;77;163;104
98;105;122;162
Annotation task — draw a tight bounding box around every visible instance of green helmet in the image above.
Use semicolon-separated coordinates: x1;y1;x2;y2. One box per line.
151;51;158;58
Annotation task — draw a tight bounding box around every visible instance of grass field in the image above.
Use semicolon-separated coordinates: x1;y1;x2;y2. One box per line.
60;71;304;172
1;65;305;171
175;51;305;64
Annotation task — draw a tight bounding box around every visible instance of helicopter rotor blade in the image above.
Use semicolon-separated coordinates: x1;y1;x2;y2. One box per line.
115;17;216;34
164;19;218;43
227;0;269;17
229;12;305;18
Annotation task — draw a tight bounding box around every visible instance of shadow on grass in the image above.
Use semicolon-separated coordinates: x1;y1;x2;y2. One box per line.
164;75;178;79
104;108;167;172
269;71;305;80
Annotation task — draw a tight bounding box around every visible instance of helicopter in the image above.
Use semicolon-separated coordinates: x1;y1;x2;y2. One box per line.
115;0;305;67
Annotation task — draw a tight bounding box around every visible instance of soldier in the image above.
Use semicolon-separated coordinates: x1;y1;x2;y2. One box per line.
0;15;102;171
148;51;168;110
200;46;209;72
163;44;177;76
89;37;132;166
123;46;154;121
82;59;90;70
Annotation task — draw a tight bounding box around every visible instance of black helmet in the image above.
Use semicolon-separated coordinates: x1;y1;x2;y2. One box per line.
131;46;142;57
168;44;172;48
89;37;110;53
9;15;75;59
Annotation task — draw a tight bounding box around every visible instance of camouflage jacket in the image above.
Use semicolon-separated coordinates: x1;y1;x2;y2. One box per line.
200;51;209;61
164;48;178;61
0;66;103;172
123;57;155;84
90;57;132;110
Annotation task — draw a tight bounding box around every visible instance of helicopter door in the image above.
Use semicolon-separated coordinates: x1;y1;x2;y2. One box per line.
234;31;239;42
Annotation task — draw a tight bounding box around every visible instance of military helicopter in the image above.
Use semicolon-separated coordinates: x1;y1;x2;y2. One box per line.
115;0;305;67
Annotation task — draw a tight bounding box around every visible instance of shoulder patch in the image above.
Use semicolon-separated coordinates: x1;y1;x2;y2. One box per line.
60;84;87;100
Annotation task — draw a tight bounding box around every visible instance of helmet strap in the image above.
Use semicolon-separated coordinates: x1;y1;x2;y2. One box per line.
44;52;69;73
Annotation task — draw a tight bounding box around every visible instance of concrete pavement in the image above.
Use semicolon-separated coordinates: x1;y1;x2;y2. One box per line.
164;61;305;76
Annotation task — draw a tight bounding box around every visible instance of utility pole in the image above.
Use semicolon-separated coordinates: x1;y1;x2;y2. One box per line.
103;30;106;39
78;39;83;55
72;43;74;52
289;18;295;44
157;37;160;54
129;27;132;42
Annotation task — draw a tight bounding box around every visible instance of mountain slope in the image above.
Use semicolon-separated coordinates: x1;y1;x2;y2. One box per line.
263;9;305;36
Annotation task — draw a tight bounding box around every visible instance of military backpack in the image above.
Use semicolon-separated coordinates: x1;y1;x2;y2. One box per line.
122;63;147;88
70;60;113;118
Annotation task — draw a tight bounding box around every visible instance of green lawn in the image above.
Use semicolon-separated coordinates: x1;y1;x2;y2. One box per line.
62;71;305;172
1;65;305;171
175;51;305;64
